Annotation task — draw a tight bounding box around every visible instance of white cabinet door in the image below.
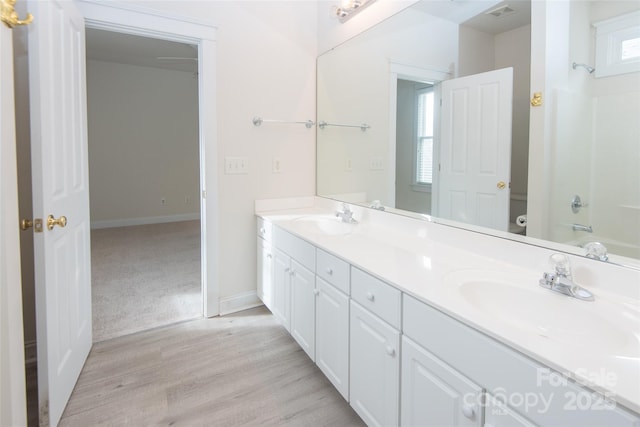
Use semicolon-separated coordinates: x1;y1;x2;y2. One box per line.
316;278;349;400
290;261;315;360
272;248;291;331
350;301;400;427
484;393;537;427
401;336;483;427
257;236;273;310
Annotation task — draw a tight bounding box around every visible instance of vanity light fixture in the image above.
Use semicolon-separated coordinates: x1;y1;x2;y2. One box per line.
335;0;376;23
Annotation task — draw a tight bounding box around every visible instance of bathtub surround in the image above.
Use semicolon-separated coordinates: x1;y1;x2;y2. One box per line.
91;221;201;342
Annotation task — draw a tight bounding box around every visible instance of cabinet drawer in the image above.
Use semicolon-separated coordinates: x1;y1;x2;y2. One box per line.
273;227;315;272
351;267;401;329
316;249;350;295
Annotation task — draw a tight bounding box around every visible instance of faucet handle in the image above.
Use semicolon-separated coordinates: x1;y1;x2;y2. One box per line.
549;253;572;278
584;242;608;261
539;272;556;288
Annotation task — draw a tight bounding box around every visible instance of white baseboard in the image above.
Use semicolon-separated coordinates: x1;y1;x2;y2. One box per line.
219;291;263;316
24;340;37;366
91;213;200;229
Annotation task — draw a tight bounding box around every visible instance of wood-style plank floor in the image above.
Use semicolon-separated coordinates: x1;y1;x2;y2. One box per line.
59;306;364;426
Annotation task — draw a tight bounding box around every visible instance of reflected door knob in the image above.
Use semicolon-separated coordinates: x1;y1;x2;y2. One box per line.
47;214;67;230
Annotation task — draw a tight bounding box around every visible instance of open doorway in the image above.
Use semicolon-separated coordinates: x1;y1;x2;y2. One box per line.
85;29;202;342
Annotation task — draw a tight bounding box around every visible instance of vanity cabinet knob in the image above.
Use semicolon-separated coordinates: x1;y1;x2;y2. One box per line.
313;289;320;296
266;254;272;259
259;227;265;235
366;292;375;302
326;267;333;275
385;346;395;357
462;404;475;419
290;270;295;277
285;267;290;273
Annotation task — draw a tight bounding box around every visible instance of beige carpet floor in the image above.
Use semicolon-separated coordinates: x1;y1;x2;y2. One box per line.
91;220;202;342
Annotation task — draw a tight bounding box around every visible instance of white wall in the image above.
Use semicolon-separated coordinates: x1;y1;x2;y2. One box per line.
124;1;318;302
458;25;494;77
87;60;200;227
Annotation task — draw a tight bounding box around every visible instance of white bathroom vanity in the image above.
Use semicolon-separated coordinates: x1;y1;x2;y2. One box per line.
256;197;640;427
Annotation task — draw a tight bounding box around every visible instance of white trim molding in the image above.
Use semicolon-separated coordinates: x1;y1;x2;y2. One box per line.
219;291;263;316
91;213;200;229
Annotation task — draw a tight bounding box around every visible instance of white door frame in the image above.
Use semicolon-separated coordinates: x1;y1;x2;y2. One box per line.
0;22;27;427
77;0;220;317
388;61;450;209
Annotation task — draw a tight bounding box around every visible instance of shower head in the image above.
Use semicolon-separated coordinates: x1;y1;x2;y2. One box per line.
572;62;595;74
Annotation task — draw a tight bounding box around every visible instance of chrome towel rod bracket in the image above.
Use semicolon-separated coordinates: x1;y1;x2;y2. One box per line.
252;116;315;129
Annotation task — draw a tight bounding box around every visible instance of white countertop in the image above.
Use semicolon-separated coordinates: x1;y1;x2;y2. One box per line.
256;198;640;415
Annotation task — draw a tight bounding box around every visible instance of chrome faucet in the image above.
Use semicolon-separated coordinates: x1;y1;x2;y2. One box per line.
335;203;357;223
572;223;593;233
539;253;594;301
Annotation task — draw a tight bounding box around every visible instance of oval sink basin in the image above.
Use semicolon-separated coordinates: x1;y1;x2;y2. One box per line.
443;270;635;350
293;216;354;236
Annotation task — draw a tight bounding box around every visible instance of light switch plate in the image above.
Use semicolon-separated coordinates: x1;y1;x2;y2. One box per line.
224;157;249;174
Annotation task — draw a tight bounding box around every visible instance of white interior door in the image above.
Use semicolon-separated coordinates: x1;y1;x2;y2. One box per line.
438;67;513;231
28;1;92;425
0;22;27;427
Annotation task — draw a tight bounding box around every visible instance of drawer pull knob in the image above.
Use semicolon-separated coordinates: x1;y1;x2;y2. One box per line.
366;292;375;301
462;404;475;419
266;254;272;259
385;346;395;356
326;268;333;275
259;227;265;235
313;289;320;296
285;267;290;273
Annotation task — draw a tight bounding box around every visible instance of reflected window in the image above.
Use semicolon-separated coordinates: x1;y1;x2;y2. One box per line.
415;87;434;187
594;10;640;77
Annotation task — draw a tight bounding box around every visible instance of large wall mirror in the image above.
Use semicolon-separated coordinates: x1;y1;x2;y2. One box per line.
317;0;640;268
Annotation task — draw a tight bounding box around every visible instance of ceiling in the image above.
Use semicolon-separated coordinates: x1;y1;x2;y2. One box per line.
85;29;198;73
85;0;530;73
461;0;531;35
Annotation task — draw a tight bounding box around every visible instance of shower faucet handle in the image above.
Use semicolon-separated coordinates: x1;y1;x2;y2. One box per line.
570;195;588;213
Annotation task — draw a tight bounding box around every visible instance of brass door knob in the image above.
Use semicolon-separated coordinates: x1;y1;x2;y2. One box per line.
497;181;506;190
47;214;67;230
